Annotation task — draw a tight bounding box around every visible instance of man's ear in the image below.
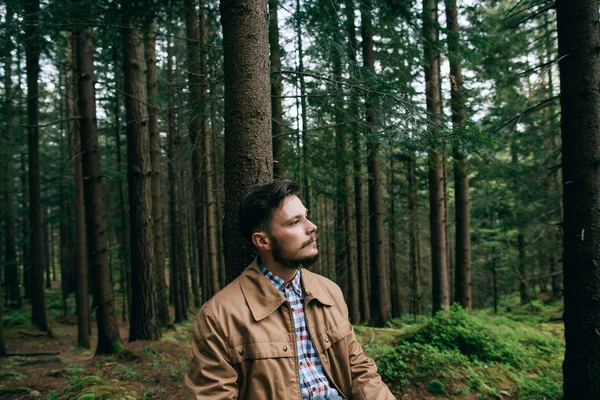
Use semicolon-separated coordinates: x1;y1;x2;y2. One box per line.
251;231;271;251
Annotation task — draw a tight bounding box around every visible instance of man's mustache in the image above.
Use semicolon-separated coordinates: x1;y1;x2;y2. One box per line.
302;236;318;248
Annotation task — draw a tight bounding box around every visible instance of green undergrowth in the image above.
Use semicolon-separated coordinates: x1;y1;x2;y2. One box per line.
368;299;564;399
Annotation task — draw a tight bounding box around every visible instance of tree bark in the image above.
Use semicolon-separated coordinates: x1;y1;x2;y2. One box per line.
145;18;170;327
345;0;370;323
556;2;600;395
407;151;422;318
220;0;272;283
25;0;48;332
388;157;402;318
3;5;20;308
361;0;390;327
445;0;471;312
75;21;123;354
68;30;90;349
122;14;161;341
423;0;449;315
269;0;284;179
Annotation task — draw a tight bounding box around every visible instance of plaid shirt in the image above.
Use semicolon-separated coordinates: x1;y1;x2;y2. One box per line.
260;263;340;400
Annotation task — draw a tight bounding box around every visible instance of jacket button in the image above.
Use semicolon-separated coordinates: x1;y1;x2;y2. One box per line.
325;337;329;343
283;345;288;352
239;349;245;356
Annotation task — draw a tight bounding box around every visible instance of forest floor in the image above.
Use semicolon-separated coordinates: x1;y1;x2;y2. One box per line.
0;287;564;400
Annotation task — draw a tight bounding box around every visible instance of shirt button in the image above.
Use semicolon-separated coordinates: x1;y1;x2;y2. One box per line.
299;361;304;366
312;387;317;392
239;349;245;356
325;337;329;343
283;345;288;352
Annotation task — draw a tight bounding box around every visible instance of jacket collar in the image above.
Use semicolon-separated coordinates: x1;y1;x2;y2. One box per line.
240;258;334;322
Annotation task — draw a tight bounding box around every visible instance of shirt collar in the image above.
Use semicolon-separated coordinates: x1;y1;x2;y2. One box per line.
259;262;303;297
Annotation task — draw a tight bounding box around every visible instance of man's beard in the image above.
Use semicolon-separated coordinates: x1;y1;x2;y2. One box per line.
270;234;319;269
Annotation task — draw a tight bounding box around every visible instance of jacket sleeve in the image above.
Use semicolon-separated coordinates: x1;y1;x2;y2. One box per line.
347;328;396;400
339;299;396;400
184;306;239;400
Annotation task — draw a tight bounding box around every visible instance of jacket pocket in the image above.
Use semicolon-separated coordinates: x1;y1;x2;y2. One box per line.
316;320;353;352
229;340;295;363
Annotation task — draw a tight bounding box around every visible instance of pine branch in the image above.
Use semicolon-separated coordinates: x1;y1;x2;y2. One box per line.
494;95;560;134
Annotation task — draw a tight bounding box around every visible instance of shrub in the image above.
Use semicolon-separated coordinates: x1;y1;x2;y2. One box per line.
428;380;445;395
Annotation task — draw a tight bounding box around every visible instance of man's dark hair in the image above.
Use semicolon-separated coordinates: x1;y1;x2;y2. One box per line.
238;180;301;243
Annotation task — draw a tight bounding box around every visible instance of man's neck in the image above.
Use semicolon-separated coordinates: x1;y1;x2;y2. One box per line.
259;254;298;282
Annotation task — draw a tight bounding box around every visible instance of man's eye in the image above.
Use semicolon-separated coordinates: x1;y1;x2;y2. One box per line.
291;220;299;225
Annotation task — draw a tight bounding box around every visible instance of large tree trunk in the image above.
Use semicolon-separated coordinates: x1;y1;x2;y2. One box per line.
146;19;170;327
445;0;471;312
122;15;161;341
0;282;6;356
361;0;390;327
220;0;272;283
3;5;20;308
21;153;31;300
557;1;600;396
423;0;449;315
68;31;90;349
25;0;48;332
269;0;284;179
407;151;422;318
388;157;402;318
75;22;123;355
185;0;206;301
345;0;369;323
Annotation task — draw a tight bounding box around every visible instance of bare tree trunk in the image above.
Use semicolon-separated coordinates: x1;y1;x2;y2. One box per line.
75;21;123;354
122;14;161;341
220;0;272;282
145;18;170;327
554;4;600;387
21;153;31;301
25;0;48;332
445;0;471;312
3;5;21;308
423;0;449;315
345;0;369;322
68;31;90;349
388;157;402;318
113;48;130;322
408;151;421;318
269;0;284;179
361;0;390;327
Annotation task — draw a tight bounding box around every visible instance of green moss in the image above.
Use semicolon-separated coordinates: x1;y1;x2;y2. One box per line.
427;380;445;395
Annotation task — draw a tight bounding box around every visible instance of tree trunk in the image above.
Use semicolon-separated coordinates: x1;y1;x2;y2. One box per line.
423;0;449;315
0;283;6;356
220;0;272;283
184;0;206;301
388;157;402;318
75;22;123;355
21;153;31;300
145;18;170;327
345;0;370;323
3;5;20;308
269;0;284;179
361;0;390;327
122;16;161;341
25;0;48;332
113;47;130;322
407;151;422;318
445;0;471;312
68;30;90;349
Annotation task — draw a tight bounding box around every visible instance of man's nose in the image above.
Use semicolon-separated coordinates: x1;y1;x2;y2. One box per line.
306;218;317;233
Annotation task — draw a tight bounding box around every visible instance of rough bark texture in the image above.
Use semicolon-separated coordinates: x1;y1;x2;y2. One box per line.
122;19;161;341
407;151;421;317
75;23;123;355
361;0;390;327
423;0;449;315
3;5;20;308
21;153;31;300
269;0;284;179
68;31;90;349
445;0;471;312
185;0;206;301
557;2;600;396
25;0;48;332
220;0;272;283
146;19;170;327
388;157;402;318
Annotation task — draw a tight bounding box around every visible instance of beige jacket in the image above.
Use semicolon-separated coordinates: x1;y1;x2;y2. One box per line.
185;259;396;399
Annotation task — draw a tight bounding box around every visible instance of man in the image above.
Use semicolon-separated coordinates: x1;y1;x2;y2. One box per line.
185;180;395;399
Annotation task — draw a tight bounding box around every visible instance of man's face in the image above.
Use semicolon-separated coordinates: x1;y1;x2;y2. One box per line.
267;195;319;269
